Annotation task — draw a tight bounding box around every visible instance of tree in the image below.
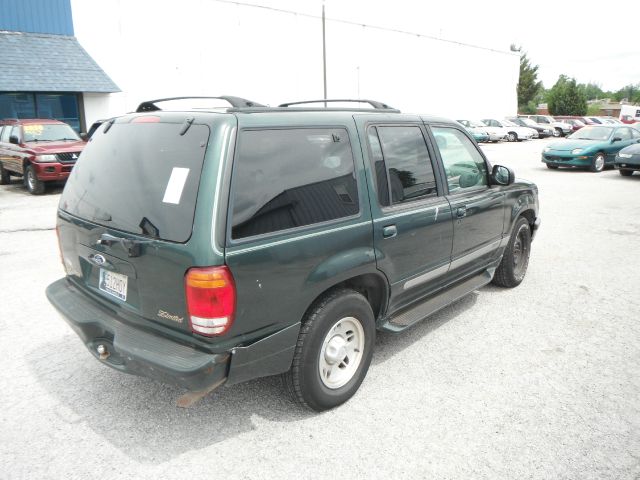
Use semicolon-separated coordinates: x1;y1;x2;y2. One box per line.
578;82;604;101
612;84;640;103
547;75;587;116
517;51;542;113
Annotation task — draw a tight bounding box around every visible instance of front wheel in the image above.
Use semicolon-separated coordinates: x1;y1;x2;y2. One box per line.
283;289;375;411
546;164;559;169
553;128;561;137
492;217;532;288
25;165;46;194
619;169;633;177
590;153;605;173
507;132;517;142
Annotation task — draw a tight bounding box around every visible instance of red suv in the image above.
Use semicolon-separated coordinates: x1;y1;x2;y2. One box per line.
0;119;86;194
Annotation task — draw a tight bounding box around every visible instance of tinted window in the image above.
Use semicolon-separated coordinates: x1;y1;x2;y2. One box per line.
374;125;438;205
432;127;488;193
367;127;390;206
60;120;209;243
231;128;358;239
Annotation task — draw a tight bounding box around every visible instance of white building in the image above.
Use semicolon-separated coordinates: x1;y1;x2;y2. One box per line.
1;0;519;131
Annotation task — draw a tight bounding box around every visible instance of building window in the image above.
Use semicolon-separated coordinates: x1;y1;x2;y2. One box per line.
0;92;81;132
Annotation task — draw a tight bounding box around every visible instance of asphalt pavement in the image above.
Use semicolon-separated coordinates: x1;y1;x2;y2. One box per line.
1;138;639;479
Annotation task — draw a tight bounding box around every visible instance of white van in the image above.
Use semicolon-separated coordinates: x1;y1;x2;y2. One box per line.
619;105;640;124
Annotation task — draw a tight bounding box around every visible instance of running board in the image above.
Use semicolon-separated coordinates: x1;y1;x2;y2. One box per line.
381;270;494;333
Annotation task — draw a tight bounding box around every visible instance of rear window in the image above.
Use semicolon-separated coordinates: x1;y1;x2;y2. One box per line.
60;120;210;243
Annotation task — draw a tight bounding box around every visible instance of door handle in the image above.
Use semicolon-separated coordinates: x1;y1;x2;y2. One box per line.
456;206;467;218
382;225;397;238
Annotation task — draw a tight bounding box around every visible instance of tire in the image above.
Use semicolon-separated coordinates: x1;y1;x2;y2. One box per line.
24;165;45;194
546;164;559;169
589;153;605;173
553;128;561;137
507;132;517;142
619;169;633;177
0;163;10;185
283;289;376;411
492;217;532;288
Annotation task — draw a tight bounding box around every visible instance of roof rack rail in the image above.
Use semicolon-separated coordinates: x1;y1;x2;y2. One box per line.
278;99;400;112
135;96;266;112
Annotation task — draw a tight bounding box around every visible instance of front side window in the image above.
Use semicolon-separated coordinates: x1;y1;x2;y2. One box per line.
432;127;488;194
231;128;358;239
617;128;632;140
369;125;438;206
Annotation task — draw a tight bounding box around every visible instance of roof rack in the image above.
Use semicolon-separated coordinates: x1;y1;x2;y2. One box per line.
278;99;400;112
135;96;266;112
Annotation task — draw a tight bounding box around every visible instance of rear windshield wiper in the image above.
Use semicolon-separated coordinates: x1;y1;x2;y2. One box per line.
53;138;79;141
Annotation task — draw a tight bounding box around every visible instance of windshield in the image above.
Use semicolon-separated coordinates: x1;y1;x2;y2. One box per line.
474;120;489;127
60;120;210;243
569;126;613;141
502;119;517;127
23;124;80;142
521;118;538;127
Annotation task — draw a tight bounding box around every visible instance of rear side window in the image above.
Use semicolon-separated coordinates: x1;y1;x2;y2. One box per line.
60;120;210;243
368;125;438;206
432;127;488;193
231;128;358;240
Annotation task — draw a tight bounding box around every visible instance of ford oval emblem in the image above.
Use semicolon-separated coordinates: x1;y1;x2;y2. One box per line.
92;254;106;266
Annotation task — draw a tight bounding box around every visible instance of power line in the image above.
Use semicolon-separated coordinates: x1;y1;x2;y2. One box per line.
209;0;517;56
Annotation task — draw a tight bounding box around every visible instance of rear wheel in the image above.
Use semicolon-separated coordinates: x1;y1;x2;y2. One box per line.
283;289;375;411
553;128;562;137
507;132;517;142
590;153;605;173
492;217;532;288
25;165;45;194
0;164;10;185
619;169;633;177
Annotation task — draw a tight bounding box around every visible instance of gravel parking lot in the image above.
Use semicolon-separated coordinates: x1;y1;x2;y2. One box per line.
1;138;639;480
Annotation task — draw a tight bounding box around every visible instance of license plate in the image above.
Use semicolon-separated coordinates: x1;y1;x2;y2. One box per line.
99;269;128;301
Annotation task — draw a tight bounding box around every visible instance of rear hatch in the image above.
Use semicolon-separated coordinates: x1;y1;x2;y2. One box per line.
56;113;228;334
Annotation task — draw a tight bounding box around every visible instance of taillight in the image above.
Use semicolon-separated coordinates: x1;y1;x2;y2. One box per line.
185;266;236;336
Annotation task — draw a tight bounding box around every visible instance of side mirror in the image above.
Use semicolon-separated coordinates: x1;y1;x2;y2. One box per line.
612;137;622;143
9;134;20;145
491;164;515;186
80;132;88;141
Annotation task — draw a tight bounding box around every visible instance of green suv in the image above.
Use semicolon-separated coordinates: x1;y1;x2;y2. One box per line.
47;97;540;411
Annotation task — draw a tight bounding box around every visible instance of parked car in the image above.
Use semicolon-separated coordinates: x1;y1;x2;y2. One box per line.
615;143;640;176
481;118;534;142
456;119;489;142
0;119;86;194
458;120;509;143
520;115;573;137
562;118;586;132
507;117;552;138
542;124;640;172
46;96;540;411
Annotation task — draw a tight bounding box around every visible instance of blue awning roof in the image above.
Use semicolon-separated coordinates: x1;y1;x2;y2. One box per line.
0;31;120;93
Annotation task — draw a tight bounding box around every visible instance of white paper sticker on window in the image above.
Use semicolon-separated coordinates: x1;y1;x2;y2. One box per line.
162;167;189;204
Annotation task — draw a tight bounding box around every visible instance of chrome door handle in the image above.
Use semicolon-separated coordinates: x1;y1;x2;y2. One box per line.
382;225;397;238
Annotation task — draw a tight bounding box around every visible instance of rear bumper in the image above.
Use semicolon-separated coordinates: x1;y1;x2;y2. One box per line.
46;278;230;391
46;278;300;391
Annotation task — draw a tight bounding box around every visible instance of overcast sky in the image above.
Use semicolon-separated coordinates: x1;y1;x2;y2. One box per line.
253;0;640;91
